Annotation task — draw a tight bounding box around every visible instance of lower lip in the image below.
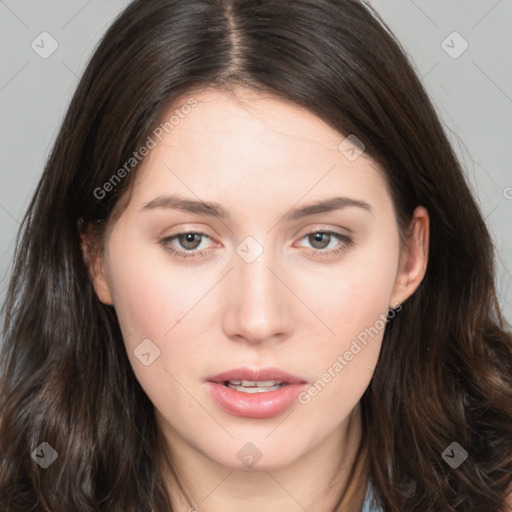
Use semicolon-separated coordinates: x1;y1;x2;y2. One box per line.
205;382;308;419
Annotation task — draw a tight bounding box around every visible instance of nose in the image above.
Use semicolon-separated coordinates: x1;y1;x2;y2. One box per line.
221;244;294;345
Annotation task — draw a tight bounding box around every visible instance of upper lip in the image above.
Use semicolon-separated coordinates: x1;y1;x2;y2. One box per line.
207;367;307;384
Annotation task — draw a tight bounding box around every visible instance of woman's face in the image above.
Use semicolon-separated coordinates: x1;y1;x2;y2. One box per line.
89;87;427;471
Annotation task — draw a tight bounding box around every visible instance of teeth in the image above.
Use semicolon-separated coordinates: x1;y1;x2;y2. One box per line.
255;380;282;387
224;380;287;393
225;379;284;387
227;383;286;393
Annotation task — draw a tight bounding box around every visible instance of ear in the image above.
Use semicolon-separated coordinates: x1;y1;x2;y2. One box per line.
390;206;429;306
80;230;114;305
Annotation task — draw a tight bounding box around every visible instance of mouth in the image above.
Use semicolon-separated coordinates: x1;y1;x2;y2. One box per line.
205;367;308;419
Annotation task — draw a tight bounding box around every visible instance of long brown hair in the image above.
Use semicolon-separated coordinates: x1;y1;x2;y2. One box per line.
1;1;511;510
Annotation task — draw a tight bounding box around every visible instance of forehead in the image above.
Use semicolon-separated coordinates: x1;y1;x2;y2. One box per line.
127;86;392;217
154;86;353;161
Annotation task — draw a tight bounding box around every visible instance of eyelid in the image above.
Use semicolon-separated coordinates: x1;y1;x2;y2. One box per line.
295;224;352;239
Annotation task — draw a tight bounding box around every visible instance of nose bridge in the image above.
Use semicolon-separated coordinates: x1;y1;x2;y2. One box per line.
222;236;292;343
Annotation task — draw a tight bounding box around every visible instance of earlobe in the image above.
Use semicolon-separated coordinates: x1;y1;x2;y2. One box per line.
80;231;114;305
391;206;430;306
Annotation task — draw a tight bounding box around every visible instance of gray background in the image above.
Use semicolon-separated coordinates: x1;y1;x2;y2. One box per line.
1;0;511;327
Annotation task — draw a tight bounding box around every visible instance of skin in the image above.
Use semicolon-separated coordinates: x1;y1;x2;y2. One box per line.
86;86;429;512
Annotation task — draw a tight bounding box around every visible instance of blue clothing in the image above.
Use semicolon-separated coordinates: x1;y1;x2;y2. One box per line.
361;480;383;512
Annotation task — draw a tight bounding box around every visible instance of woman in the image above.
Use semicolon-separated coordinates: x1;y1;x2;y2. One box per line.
1;1;511;511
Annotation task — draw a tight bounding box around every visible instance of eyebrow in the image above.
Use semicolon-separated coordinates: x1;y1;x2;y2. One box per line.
141;194;373;220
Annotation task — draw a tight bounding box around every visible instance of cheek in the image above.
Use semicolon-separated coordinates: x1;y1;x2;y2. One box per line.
104;232;214;393
308;233;400;344
296;230;400;407
105;226;197;344
296;263;397;422
108;261;176;345
104;250;193;417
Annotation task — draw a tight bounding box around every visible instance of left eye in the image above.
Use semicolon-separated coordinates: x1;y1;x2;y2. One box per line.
299;231;343;250
295;230;355;257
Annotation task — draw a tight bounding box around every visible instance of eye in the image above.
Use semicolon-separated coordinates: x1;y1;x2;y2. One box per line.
160;231;214;259
295;229;354;258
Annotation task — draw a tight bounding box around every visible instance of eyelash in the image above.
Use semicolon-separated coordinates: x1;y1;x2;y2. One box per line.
160;229;354;260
